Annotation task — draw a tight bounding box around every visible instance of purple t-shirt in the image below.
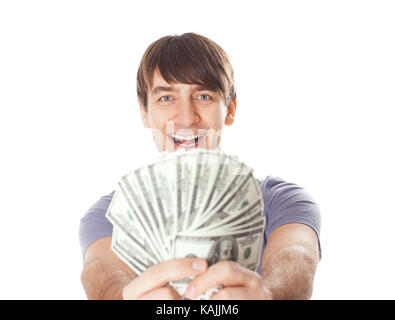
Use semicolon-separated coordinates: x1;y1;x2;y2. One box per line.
79;175;321;274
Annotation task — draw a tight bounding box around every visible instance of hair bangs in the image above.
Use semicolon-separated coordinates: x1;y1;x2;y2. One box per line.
137;33;235;109
155;36;224;94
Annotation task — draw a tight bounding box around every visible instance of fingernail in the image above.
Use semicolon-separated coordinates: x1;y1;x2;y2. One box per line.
192;260;205;271
186;285;196;299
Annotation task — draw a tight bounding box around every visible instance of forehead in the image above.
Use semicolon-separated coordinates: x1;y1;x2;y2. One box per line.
150;69;212;92
151;70;169;86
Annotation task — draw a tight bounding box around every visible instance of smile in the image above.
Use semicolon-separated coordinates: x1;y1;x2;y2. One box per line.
170;134;204;147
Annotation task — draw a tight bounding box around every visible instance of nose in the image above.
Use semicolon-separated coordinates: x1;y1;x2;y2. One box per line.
174;99;200;128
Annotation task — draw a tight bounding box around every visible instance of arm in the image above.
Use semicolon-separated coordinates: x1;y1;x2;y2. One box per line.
260;223;320;299
80;237;137;299
81;236;209;300
185;222;320;300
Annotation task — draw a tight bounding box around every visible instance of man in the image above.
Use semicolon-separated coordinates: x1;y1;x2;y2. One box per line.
79;32;321;300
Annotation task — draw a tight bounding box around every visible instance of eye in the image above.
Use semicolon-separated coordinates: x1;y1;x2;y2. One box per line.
197;94;211;100
159;95;172;102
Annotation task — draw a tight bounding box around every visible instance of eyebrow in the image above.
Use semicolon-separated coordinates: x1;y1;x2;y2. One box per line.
151;86;176;96
150;85;215;96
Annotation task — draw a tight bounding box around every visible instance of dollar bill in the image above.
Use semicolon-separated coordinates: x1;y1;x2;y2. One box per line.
191;170;262;231
191;198;264;233
186;150;226;230
173;227;264;271
105;187;162;264
118;178;167;261
111;226;155;275
107;148;265;300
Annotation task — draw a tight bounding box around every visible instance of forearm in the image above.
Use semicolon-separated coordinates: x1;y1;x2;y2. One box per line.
81;259;134;300
261;245;318;300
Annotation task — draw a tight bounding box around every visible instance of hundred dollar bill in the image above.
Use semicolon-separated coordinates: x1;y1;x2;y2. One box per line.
186;150;224;230
105;187;161;264
193;153;233;218
117;178;167;261
176;227;264;267
133;165;172;257
193;170;263;231
173;229;264;274
189;162;253;231
146;156;177;249
187;220;265;238
111;226;156;275
106;147;266;301
185;150;209;231
218;212;265;233
176;150;201;233
193;198;264;233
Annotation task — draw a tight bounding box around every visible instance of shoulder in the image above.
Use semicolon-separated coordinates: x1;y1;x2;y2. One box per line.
78;191;116;257
80;191;115;223
257;176;321;251
257;176;320;218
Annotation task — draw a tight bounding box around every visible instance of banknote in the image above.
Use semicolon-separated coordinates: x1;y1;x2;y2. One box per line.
189;199;264;233
173;227;264;271
105;187;162;264
111;226;155;275
107;148;265;299
194;170;263;231
119;174;169;260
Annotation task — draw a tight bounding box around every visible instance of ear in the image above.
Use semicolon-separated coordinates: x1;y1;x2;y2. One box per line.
139;102;151;128
224;99;237;126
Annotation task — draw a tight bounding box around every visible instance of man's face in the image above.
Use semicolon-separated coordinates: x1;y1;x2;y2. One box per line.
140;70;236;152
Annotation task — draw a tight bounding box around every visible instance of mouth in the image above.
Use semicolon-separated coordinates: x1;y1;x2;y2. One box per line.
169;133;205;148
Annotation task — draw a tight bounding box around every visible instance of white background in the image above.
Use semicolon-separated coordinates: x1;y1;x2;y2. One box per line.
0;0;394;299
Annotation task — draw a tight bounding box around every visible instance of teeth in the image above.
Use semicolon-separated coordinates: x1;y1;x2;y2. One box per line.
177;143;196;147
171;134;200;140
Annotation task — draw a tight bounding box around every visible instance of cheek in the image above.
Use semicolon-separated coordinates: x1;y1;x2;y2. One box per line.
202;107;226;129
148;109;169;130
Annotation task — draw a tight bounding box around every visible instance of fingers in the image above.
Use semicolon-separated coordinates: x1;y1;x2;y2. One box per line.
123;258;207;299
185;261;262;299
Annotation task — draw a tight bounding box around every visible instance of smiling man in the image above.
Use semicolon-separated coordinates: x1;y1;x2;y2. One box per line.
79;32;321;300
137;33;236;153
141;69;230;152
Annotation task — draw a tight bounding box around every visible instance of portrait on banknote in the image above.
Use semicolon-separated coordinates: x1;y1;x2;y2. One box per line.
207;235;238;266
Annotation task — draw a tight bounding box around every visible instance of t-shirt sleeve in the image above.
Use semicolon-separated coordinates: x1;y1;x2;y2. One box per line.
261;176;322;257
78;191;115;258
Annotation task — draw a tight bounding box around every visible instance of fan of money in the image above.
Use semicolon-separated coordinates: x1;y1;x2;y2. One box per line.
105;148;265;299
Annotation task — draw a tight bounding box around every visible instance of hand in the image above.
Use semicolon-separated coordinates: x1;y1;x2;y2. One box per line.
184;260;273;300
122;258;208;300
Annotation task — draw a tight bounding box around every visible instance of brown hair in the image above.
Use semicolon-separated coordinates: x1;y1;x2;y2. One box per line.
137;32;236;110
